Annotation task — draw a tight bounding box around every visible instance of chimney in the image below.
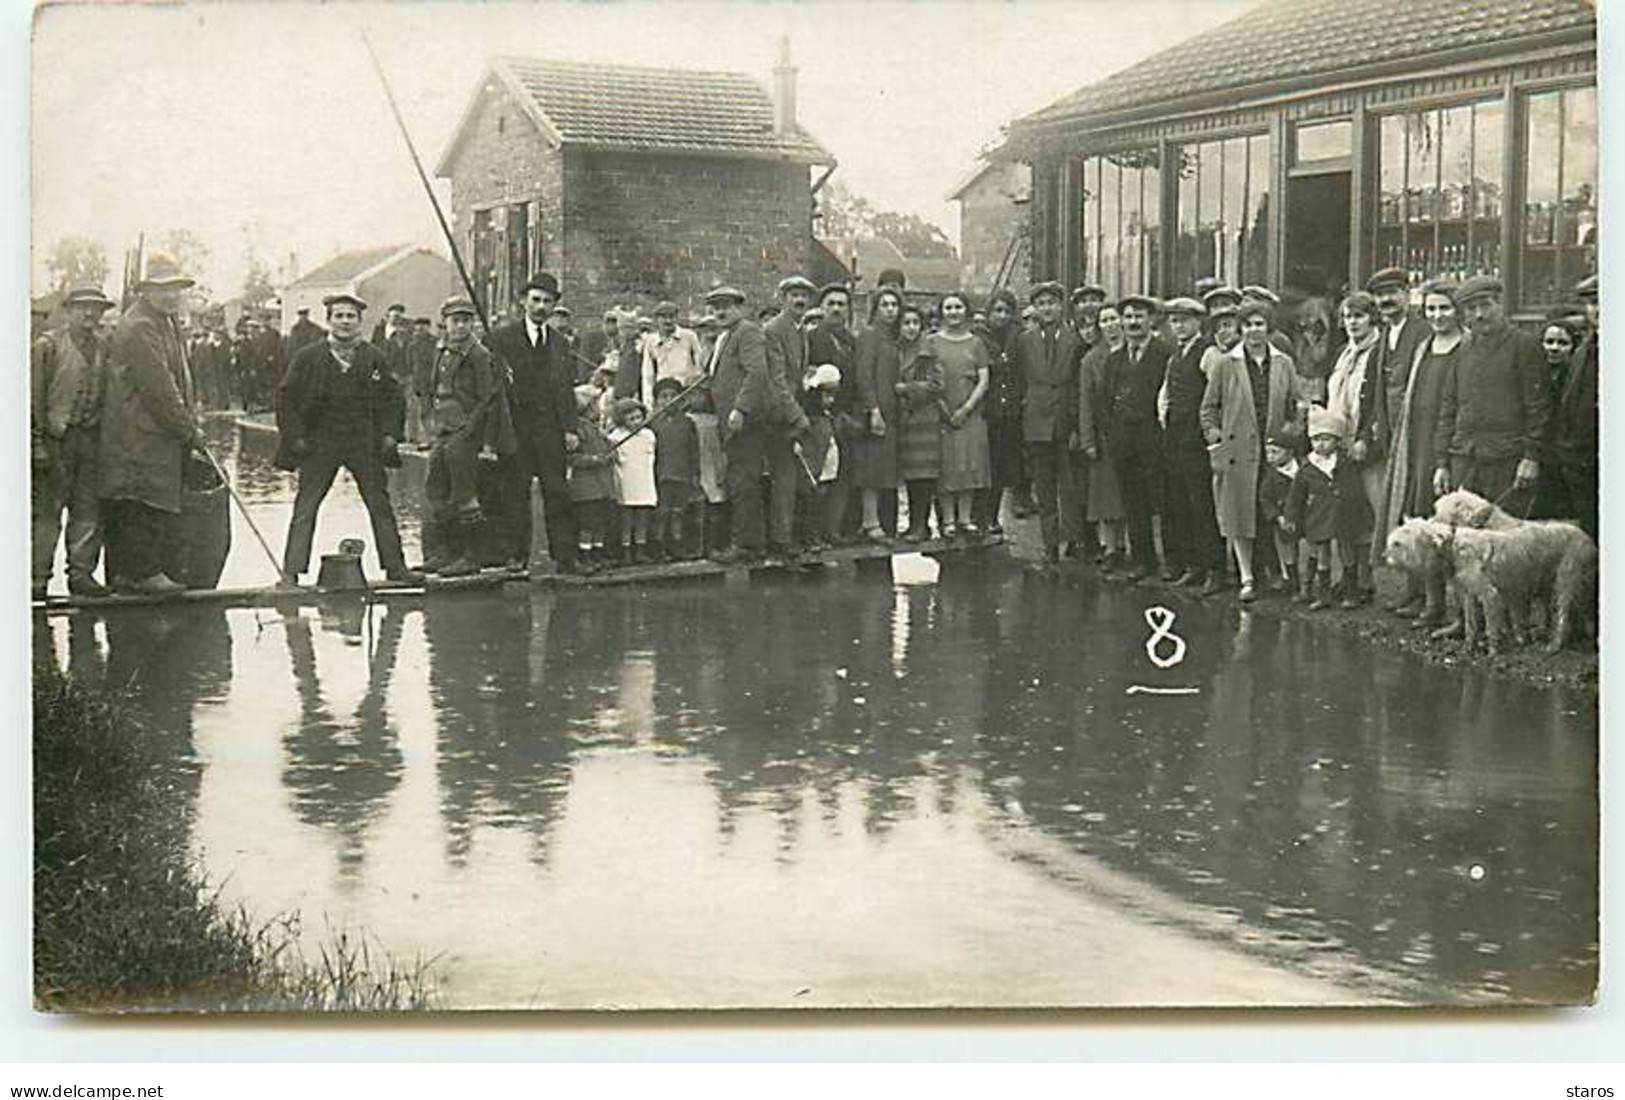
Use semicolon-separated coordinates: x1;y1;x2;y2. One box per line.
772;34;797;136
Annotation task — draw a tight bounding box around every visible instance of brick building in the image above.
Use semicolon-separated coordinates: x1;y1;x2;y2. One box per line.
435;49;836;323
947;159;1031;299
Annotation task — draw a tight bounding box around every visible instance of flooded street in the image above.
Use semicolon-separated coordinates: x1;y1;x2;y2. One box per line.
35;423;1598;1009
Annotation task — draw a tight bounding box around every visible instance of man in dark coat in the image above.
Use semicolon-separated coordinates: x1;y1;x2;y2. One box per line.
98;255;205;594
1157;297;1223;588
703;284;773;563
1432;275;1551;516
276;293;417;586
1010;281;1084;566
1554;274;1598;538
487;272;580;572
807;283;860;542
1096;294;1171;579
762;275;815;559
32;287;116;598
1368;266;1431;431
286;307;326;360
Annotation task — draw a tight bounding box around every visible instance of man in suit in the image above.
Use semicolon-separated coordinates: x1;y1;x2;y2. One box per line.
286;307;326;359
1098;294;1171;580
807;283;860;542
1011;281;1084;567
275;293;417;587
488;272;580;573
702;284;772;564
762;275;815;559
1156;297;1223;589
1554;274;1598;538
1368;266;1431;433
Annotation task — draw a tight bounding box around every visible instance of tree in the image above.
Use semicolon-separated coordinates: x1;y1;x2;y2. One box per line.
44;237;109;294
242;259;275;306
156;228;210;282
814;180;956;260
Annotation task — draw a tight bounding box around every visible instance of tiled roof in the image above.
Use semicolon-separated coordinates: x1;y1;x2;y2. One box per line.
287;245;410;288
1021;0;1595;127
489;56;834;164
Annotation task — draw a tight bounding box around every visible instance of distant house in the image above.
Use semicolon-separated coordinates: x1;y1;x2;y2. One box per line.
280;245;458;333
434;44;836;323
818;235;962;316
1005;0;1596;316
948;160;1031;299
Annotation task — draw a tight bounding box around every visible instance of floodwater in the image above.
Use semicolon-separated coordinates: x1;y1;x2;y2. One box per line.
35;423;1598;1009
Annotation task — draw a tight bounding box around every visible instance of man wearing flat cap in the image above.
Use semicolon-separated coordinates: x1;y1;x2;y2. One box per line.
1552;273;1598;536
807;283;862;543
97;255;207;595
701;284;774;563
489;271;580;572
1431;275;1551;515
1089;294;1170;580
1010;280;1085;566
1366;266;1429;431
638;299;703;408
761;275;816;560
276;291;418;587
1156;297;1224;588
32;287;117;598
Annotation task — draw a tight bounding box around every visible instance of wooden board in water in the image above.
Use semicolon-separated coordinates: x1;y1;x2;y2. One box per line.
31;569;520;614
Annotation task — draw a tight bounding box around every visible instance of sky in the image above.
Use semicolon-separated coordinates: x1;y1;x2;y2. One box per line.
31;0;1254;300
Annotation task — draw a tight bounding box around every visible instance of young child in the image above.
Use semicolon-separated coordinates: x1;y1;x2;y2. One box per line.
796;364;843;549
1284;407;1373;610
610;397;658;565
566;385;617;574
894;305;944;542
1258;434;1300;596
650;377;701;561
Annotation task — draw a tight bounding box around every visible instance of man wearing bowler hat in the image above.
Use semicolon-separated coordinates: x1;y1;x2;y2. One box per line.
32;286;117;598
489;272;580;572
98;254;206;595
276;292;418;586
702;284;773;563
1432;275;1551;515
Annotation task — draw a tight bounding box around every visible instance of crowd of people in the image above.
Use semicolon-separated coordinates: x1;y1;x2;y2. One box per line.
30;248;1598;623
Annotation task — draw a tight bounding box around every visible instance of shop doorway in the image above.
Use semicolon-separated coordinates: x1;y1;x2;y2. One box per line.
1284;171;1351;301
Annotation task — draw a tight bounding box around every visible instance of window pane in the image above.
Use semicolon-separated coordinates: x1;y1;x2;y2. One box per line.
1142;154;1161;295
1522;90;1563;305
1120;159;1143;294
1563;86;1597;269
1437;105;1471;279
1198;141;1222;283
1376;114;1406;273
1222;137;1248;284
1099;157;1120;296
1296;120;1351;163
1243;133;1270;286
1472;99;1504;275
1176;147;1199;290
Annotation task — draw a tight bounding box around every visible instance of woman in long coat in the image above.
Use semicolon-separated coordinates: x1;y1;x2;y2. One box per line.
1200;299;1306;601
854;288;904;540
1079;303;1127;566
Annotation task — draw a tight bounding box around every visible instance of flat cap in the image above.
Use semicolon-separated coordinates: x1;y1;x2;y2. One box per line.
322;292;368;311
817;282;851;303
1202;286;1243;310
439;295;477;317
652;300;679;317
552;305;573;317
1456;274;1504;304
1162;296;1207;317
1117;293;1162;313
1029;280;1066;303
386;302;406;312
1193;276;1226;298
1575;274;1598;301
704;284;746;304
62;287;116;310
806;363;843;390
1071;283;1107;302
1240;284;1281;306
1365;267;1409;292
876;268;907;289
777;274;817;296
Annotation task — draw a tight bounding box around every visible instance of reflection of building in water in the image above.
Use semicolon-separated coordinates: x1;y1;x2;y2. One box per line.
422;596;574;868
279;605;405;880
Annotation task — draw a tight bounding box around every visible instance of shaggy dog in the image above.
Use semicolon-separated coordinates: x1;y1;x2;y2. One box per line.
1382;518;1455;630
1429;489;1597;651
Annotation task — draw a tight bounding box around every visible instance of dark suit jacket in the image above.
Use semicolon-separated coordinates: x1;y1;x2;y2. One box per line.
489;320;577;490
274;340;402;472
1099;337;1170;455
762;310;811;432
1434;322;1551;467
707;320;770;425
1012;323;1083;444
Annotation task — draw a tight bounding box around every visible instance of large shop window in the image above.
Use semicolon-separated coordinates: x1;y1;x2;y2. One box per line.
1080;150;1161;297
1172;134;1270;293
1374;100;1504;287
1522;85;1597;308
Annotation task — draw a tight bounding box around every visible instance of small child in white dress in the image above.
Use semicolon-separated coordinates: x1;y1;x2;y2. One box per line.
610;397;658;564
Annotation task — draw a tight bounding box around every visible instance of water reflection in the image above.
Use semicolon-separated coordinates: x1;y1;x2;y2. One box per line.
42;559;1596;1006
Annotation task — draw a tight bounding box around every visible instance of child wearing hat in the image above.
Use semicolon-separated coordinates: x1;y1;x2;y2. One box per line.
797;364;845;548
1284;406;1373;610
1258;434;1301;597
651;376;702;560
566;385;617;574
609;396;658;564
